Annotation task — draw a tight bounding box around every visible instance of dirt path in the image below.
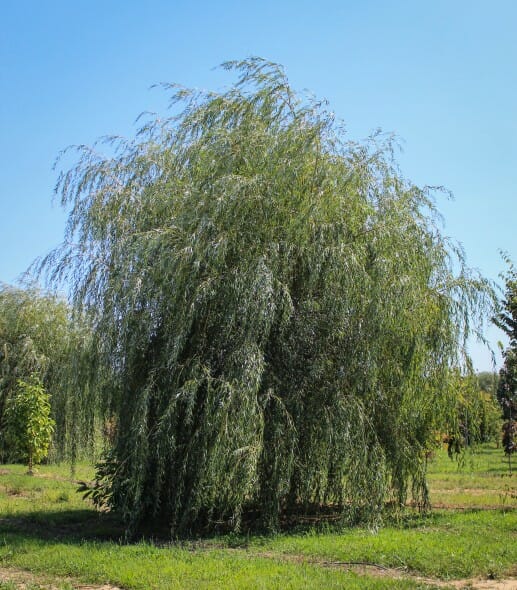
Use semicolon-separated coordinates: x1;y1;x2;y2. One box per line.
320;561;517;589
0;562;516;589
353;567;517;589
446;581;517;590
316;560;517;589
0;567;123;590
239;551;517;589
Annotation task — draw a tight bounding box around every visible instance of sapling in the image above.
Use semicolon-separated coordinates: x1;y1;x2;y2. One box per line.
5;376;55;474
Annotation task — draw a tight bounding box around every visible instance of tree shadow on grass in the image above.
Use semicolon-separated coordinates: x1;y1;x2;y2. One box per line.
0;508;125;543
0;505;363;548
3;503;512;551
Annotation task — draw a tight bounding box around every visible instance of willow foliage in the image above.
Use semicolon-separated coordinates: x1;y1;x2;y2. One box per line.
41;58;492;534
0;284;96;462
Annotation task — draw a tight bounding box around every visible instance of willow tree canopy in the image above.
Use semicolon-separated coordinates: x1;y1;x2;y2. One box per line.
41;58;491;535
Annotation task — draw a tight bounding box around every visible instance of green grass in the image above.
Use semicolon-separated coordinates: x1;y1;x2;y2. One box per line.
0;445;515;589
426;444;517;508
249;510;517;579
0;538;434;589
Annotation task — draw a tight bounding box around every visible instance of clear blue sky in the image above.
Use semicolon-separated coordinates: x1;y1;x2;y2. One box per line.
1;1;516;371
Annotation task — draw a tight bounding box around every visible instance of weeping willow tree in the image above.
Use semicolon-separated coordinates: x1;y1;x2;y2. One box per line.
0;284;97;462
40;58;492;535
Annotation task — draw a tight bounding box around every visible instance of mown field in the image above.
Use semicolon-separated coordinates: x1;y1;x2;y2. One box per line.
0;445;515;589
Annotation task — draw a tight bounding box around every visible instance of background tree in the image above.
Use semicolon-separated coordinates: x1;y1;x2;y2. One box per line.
474;372;502;444
41;58;493;535
4;377;55;474
477;371;499;396
502;420;516;474
0;284;97;462
494;257;517;472
445;371;501;457
494;257;517;421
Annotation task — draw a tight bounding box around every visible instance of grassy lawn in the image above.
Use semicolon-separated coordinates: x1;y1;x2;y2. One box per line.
426;444;516;508
0;445;515;589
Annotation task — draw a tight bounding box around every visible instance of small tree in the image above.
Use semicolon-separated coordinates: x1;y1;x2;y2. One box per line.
502;419;516;475
4;377;55;474
494;257;517;474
